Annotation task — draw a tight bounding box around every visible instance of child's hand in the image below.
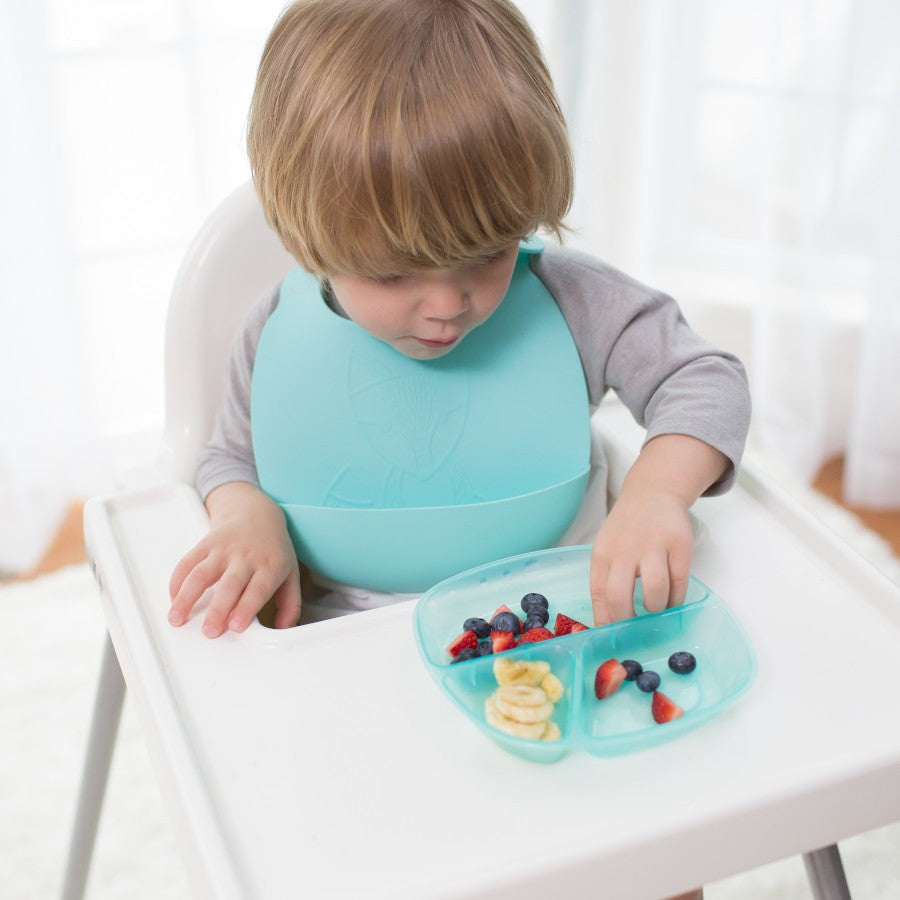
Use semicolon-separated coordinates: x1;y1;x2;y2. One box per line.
590;486;693;625
590;434;729;626
168;482;301;638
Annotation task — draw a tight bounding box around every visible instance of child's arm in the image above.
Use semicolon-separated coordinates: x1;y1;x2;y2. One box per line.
168;480;301;637
590;434;728;626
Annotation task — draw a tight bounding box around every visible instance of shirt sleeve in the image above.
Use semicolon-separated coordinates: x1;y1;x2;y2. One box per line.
194;287;280;501
531;245;751;495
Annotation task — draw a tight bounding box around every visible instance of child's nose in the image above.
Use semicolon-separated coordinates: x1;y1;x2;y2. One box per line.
422;286;469;320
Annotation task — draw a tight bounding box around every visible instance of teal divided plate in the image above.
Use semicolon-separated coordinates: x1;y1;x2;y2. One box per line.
413;545;756;763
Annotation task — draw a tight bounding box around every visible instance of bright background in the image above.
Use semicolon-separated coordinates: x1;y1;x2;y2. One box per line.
2;0;899;573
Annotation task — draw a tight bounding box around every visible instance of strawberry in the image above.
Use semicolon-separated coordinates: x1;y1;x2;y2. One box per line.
445;630;478;659
651;691;684;724
554;612;589;636
490;629;517;653
517;626;554;644
594;658;628;699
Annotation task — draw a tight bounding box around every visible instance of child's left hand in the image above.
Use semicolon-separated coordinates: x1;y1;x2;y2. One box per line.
589;434;729;626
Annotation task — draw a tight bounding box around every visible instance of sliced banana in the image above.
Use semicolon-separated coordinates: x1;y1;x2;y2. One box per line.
541;720;562;741
484;694;549;739
493;685;554;724
540;672;565;703
493;657;551;686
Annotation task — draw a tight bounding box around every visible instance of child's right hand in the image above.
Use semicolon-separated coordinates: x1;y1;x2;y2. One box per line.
168;481;301;638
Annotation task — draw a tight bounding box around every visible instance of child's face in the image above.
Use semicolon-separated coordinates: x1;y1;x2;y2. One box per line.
328;244;519;360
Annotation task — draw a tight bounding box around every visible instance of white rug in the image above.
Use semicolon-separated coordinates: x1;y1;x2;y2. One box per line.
2;529;899;898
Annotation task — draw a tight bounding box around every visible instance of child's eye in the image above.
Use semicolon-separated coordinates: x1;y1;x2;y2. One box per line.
480;246;515;266
371;274;405;286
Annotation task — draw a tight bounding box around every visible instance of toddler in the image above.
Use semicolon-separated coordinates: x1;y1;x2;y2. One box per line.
169;0;749;693
170;7;748;894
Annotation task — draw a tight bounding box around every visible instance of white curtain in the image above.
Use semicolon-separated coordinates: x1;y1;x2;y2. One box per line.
0;0;289;572
564;0;900;509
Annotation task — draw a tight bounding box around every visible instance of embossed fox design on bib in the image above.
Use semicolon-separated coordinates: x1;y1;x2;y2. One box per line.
251;241;590;592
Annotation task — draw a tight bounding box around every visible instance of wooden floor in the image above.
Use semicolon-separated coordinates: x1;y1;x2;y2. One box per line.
11;456;900;581
812;457;900;557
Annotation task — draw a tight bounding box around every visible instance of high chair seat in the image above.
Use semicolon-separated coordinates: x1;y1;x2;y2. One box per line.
62;183;898;900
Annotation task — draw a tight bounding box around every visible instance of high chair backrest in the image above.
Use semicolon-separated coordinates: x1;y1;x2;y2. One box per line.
158;181;296;484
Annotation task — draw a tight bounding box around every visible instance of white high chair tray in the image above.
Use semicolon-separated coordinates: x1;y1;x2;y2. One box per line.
85;403;900;900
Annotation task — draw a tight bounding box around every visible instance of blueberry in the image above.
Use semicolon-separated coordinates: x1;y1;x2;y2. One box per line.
668;651;696;674
621;659;643;681
476;641;494;656
635;670;660;692
463;617;491;639
523;613;547;631
524;606;549;627
520;593;549;613
491;611;520;633
451;647;478;663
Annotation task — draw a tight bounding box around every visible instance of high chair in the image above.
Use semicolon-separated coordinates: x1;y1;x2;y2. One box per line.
62;182;898;900
61;181;295;899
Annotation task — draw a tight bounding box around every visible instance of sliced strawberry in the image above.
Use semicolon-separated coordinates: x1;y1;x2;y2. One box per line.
651;691;684;724
594;658;628;699
554;612;589;636
445;630;478;659
490;629;517;653
517;626;554;644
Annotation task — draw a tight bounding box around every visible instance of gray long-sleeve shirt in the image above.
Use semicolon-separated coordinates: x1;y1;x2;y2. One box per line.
195;245;751;500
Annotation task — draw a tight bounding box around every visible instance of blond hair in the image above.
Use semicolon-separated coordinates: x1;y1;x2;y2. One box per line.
248;0;572;277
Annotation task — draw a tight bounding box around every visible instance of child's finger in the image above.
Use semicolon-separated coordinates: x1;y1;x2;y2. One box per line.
590;554;613;626
667;541;693;607
169;542;209;600
224;569;283;633
604;562;638;622
638;552;669;614
169;554;226;625
272;571;302;629
201;563;253;637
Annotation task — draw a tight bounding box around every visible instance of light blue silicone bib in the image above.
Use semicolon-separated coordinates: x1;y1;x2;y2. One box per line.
251;240;590;592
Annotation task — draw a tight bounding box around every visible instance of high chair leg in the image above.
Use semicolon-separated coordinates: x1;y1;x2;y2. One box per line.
803;844;852;900
60;632;126;900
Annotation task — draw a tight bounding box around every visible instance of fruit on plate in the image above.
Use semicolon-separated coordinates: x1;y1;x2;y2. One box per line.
523;607;550;628
491;610;521;634
621;659;643;680
493;685;555;723
489;605;520;628
490;630;517;653
463;617;491;639
553;612;589;636
444;593;597;662
651;690;684;724
594;658;628;699
520;592;549;613
540;672;565;703
668;651;697;674
518;626;554;644
493;657;551;686
484;694;553;740
485;657;562;741
635;670;661;693
445;630;478;658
